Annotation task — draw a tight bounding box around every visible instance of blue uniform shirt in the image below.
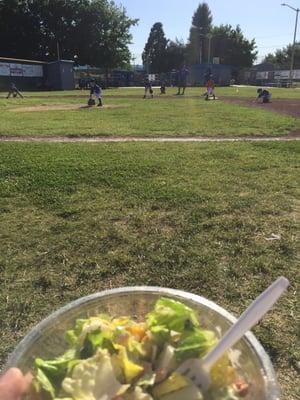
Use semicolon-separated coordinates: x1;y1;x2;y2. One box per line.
90;84;101;95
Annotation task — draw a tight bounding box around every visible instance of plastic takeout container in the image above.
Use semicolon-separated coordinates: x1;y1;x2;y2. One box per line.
6;286;280;399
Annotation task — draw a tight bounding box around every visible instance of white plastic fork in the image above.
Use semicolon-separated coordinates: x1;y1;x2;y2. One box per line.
176;276;289;393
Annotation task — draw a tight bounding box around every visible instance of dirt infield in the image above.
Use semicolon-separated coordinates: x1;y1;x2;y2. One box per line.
223;97;300;118
9;104;123;112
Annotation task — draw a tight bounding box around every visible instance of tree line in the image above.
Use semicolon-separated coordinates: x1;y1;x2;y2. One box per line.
264;43;300;69
1;0;295;72
0;0;138;69
142;3;258;73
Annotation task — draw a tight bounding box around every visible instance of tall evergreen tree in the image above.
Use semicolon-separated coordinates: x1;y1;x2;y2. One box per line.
187;2;213;64
142;22;168;73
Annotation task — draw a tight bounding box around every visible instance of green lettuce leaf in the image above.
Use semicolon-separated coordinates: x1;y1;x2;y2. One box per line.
79;328;116;359
33;367;56;399
175;329;216;361
35;348;77;391
62;349;127;400
147;298;200;335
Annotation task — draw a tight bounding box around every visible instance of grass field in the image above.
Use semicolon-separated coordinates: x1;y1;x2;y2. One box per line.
0;87;299;137
5;85;300;99
0;141;299;399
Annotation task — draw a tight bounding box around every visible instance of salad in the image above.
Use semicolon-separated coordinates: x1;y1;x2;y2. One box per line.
30;298;249;400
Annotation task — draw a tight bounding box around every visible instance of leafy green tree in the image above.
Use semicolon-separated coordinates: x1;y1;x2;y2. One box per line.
210;24;257;68
264;43;300;69
0;0;138;68
0;0;43;59
142;22;168;73
187;2;213;64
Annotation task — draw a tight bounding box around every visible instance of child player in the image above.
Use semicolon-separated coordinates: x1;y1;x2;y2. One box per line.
176;65;189;95
6;82;23;99
89;79;103;107
256;88;272;103
143;76;154;99
205;76;216;100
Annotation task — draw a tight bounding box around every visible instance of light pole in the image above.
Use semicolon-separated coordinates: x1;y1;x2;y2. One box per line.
57;40;60;61
207;33;213;65
192;25;213;65
281;3;299;86
192;26;214;64
191;25;203;64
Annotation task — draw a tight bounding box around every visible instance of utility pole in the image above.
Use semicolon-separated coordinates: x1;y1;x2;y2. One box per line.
281;3;299;87
199;40;203;64
57;40;60;61
207;33;213;65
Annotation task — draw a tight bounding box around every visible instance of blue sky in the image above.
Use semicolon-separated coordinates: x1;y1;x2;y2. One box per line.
117;0;299;64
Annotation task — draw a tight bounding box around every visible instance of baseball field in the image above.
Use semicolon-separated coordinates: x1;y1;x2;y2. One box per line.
0;86;299;400
1;86;300;138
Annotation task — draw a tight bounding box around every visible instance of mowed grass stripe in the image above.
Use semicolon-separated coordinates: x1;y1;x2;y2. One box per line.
0;95;299;136
0;141;299;400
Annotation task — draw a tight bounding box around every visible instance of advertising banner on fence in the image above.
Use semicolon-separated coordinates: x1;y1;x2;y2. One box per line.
0;62;43;77
22;64;43;77
274;70;300;80
10;64;23;76
0;63;11;76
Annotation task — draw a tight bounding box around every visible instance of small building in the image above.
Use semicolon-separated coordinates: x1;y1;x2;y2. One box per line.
0;57;75;91
46;60;75;90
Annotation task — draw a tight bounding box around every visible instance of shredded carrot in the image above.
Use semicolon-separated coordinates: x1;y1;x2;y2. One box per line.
127;324;146;341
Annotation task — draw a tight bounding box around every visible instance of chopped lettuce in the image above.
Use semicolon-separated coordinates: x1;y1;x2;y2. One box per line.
33;348;77;396
30;298;248;400
155;345;177;375
62;350;127;400
136;371;156;387
147;298;200;334
33;367;56;399
175;329;217;361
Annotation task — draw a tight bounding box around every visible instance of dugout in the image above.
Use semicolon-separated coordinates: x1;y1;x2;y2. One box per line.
0;57;45;91
0;57;75;91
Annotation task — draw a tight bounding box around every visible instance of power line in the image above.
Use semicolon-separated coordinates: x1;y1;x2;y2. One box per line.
254;33;295;39
256;44;296;48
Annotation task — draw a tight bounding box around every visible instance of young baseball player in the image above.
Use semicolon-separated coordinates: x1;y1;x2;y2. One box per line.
6;82;23;99
143;76;154;99
160;80;166;95
176;65;189;95
89;79;103;107
205;77;216;100
256;88;272;103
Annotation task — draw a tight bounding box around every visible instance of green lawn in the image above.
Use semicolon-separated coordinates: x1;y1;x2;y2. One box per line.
0;88;299;137
0;141;299;400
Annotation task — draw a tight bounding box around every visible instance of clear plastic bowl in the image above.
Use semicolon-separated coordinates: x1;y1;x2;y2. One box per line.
6;287;280;399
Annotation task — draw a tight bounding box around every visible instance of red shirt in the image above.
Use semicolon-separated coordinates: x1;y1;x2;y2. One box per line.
207;79;215;89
